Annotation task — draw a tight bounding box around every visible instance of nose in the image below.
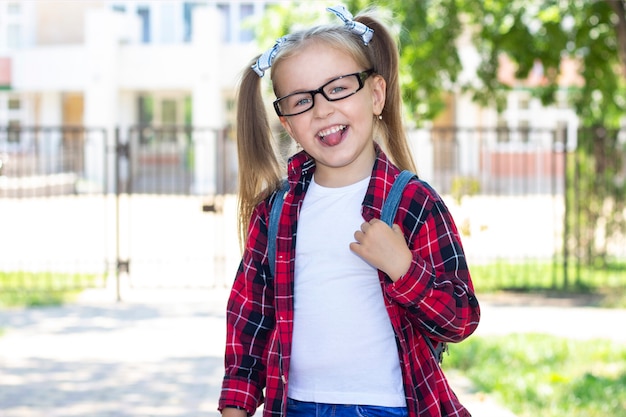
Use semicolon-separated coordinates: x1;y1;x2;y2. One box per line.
311;91;334;118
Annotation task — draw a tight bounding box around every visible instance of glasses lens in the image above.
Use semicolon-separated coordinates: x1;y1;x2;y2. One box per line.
323;74;361;101
277;93;313;116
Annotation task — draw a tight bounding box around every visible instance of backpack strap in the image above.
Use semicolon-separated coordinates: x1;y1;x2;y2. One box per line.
267;179;289;278
381;170;416;226
381;170;447;364
267;172;446;363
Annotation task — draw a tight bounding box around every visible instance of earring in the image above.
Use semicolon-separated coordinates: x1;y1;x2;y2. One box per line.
377;114;383;120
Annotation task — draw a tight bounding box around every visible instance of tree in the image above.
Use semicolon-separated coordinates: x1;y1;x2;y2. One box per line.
458;0;626;274
461;0;626;126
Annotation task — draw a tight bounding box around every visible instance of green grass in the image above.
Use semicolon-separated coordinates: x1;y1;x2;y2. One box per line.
471;260;626;307
0;271;102;308
445;334;626;417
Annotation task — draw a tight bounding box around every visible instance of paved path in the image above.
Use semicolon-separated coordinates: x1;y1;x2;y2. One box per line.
1;289;624;417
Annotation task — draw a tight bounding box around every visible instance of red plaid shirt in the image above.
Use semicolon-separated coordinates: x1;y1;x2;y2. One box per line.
219;147;480;417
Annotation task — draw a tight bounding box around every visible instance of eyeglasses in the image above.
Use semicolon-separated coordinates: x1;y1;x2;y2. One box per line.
273;69;375;117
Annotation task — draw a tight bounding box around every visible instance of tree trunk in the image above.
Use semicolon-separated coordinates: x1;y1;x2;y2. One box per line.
606;0;626;78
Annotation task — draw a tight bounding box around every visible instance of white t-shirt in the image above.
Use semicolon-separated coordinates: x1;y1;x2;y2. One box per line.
288;175;405;406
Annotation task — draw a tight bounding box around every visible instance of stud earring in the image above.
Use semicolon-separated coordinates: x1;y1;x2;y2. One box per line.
377;114;383;120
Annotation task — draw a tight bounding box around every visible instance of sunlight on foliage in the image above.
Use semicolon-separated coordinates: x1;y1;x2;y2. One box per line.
445;334;626;417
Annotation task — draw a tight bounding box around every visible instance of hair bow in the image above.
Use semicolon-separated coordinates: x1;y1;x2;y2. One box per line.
251;5;374;77
251;36;287;77
326;5;374;45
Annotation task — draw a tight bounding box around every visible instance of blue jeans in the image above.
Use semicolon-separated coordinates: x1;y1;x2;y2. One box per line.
286;398;408;417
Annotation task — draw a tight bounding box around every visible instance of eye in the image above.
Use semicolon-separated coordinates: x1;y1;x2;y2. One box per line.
324;77;356;97
326;82;350;96
330;86;348;94
294;96;312;107
285;93;312;110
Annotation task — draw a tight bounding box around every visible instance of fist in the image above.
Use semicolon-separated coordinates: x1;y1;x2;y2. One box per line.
350;218;412;281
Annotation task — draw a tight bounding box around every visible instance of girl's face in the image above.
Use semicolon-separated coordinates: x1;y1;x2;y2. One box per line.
274;41;386;187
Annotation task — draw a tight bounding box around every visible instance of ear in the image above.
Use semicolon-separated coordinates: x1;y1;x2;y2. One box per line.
370;75;386;116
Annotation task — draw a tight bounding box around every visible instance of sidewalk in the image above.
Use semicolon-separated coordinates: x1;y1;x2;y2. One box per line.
1;288;624;417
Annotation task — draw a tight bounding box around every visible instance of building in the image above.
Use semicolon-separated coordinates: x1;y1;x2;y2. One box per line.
0;0;268;194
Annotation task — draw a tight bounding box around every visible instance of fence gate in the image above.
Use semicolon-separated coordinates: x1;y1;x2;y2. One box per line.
113;125;238;295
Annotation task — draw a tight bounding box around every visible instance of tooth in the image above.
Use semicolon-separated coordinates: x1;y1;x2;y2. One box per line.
318;125;345;138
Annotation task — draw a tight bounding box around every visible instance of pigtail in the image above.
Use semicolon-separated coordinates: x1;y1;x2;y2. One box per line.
236;59;283;249
356;14;417;174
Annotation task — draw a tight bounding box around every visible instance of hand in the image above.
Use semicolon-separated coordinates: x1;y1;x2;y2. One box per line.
350;218;412;281
221;408;247;417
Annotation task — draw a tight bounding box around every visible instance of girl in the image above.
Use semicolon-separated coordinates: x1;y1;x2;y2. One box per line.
219;5;480;417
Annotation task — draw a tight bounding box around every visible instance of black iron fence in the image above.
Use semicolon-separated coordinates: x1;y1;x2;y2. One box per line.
1;125;624;297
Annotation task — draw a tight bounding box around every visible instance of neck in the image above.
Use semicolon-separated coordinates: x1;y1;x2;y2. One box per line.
313;146;376;188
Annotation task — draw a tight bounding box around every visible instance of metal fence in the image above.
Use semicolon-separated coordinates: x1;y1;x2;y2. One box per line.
1;125;624;297
0;125;239;299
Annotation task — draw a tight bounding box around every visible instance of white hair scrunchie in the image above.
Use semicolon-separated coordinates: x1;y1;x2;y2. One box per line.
251;4;374;77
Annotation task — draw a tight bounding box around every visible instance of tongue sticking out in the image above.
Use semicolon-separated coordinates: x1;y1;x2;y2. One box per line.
320;127;345;146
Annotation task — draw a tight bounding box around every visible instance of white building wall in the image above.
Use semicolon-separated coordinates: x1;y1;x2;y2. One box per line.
39;92;62;173
191;5;221;195
84;8;120;188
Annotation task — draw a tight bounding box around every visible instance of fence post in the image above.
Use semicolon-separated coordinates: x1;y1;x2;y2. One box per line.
561;126;569;289
114;126;130;302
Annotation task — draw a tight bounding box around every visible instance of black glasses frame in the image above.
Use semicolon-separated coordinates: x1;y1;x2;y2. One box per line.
273;69;375;117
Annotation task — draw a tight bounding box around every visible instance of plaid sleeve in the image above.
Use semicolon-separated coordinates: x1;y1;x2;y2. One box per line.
386;180;480;343
219;203;276;414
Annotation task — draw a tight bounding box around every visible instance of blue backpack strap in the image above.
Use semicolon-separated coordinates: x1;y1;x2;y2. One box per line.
267;179;289;277
381;170;447;364
381;170;416;226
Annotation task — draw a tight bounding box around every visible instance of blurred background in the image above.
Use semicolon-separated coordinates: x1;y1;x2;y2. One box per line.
0;0;624;301
0;1;625;417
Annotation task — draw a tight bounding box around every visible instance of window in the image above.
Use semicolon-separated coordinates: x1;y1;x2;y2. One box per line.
238;4;254;42
137;6;151;43
7;24;21;49
8;98;20;110
183;2;204;43
496;118;509;143
161;99;177;125
7;120;20;143
217;4;231;43
519;120;530;143
138;95;154;125
7;2;20;14
138;95;154;144
519;96;530;110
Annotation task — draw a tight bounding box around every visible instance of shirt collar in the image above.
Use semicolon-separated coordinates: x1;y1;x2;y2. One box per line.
286;143;402;213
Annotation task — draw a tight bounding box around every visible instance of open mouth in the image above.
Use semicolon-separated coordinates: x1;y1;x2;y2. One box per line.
317;125;347;146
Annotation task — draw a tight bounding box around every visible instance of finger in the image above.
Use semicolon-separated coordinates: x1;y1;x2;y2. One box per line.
392;224;407;240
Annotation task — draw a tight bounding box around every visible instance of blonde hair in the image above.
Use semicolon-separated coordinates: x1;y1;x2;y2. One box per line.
235;10;416;247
